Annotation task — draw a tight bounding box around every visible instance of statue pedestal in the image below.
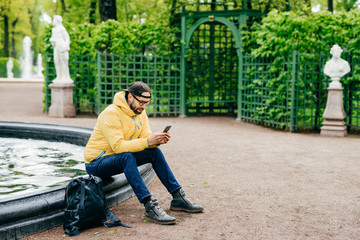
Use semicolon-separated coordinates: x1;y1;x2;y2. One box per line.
320;87;347;137
48;83;76;118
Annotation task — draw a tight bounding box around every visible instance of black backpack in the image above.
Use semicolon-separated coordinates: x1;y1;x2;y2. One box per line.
63;175;131;236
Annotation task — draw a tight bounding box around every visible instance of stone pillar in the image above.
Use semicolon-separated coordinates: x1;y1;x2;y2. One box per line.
48;83;76;117
320;87;347;137
320;45;350;137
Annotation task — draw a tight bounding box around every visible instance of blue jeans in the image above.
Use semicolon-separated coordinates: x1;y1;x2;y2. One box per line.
85;148;181;203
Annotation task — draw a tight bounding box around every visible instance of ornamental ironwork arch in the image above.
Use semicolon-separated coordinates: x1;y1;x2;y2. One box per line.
178;3;264;118
184;17;241;55
180;16;243;118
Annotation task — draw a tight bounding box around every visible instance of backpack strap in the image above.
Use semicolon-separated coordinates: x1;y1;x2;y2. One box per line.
79;179;86;210
64;227;83;236
103;205;132;228
88;175;132;229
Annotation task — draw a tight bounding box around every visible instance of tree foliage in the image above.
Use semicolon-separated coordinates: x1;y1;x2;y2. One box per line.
0;0;42;59
243;9;360;56
259;0;359;12
2;0;360;75
1;0;173;65
44;0;171;25
312;0;359;11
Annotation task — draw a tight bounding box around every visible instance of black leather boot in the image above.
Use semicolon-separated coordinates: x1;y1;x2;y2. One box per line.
170;189;204;213
144;199;176;225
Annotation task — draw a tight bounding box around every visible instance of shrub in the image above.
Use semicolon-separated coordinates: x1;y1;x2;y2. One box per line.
42;19;178;56
242;9;360;57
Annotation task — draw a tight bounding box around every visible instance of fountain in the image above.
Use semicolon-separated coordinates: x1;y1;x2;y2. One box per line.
0;36;44;82
35;53;44;78
0;122;155;240
21;36;33;79
6;58;13;79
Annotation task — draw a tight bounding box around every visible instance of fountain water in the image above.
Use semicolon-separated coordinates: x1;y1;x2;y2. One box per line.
21;36;33;79
35;53;44;77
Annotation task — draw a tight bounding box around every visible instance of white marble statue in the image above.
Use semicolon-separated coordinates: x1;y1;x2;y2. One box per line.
324;44;350;88
7;58;14;79
50;15;72;84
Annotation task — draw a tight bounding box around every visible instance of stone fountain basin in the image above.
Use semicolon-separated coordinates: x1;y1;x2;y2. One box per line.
0;122;155;240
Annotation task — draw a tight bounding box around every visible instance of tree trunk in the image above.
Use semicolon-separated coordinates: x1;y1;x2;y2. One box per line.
246;0;252;10
11;34;16;58
61;0;68;13
99;0;117;22
11;18;18;58
169;0;177;26
265;0;272;13
304;0;311;14
211;0;216;11
170;0;177;16
4;14;9;57
89;0;97;24
285;0;291;11
328;0;333;12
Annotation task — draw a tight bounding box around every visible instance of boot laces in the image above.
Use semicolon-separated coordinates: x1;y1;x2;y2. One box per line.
180;189;195;205
150;199;166;215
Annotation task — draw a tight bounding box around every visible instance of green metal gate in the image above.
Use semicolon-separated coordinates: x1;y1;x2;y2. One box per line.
178;3;265;117
186;21;238;116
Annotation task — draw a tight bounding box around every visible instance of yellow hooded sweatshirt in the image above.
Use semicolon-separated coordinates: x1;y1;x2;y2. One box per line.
84;91;152;163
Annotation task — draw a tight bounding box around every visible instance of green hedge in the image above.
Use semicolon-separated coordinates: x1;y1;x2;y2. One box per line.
42;20;178;56
242;9;360;57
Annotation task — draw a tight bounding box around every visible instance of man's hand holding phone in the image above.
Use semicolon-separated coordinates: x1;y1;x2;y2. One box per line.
147;126;171;146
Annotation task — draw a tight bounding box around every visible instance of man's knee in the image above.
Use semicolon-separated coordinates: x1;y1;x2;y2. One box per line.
151;147;166;163
145;148;164;161
152;147;163;155
118;152;137;166
121;152;134;158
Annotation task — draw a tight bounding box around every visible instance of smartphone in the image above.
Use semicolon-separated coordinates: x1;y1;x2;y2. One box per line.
163;125;172;133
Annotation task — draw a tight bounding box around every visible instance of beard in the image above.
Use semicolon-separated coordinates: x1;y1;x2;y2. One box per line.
130;101;144;115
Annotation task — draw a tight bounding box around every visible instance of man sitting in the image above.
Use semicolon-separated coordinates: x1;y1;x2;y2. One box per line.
84;81;203;224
